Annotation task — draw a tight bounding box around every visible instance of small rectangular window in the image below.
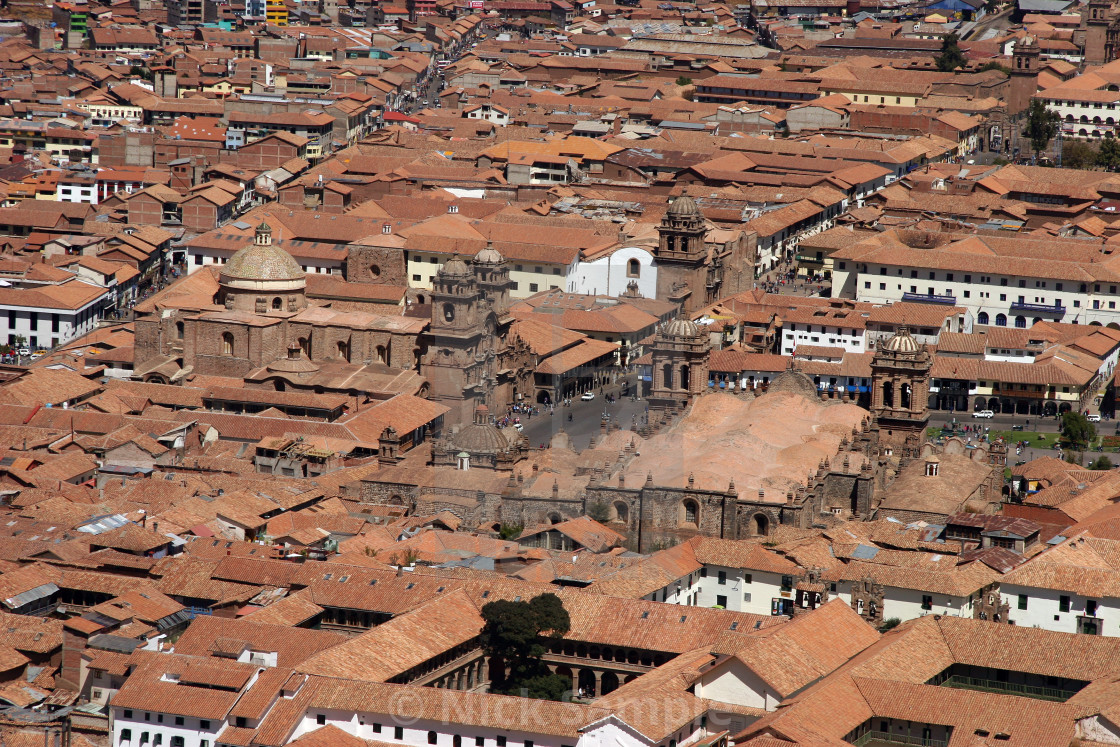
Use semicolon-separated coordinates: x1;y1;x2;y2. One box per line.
717;571;726;585
476;739;484;747
317;715;326;725
1059;595;1070;612
396;727;405;740
716;595;727;608
1018;594;1028;610
921;595;932;610
200;721;210;730
497;738;506;747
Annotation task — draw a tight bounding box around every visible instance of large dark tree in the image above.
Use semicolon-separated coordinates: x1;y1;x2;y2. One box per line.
1060;411;1096;451
935;33;967;72
480;593;571;701
1023;99;1061;161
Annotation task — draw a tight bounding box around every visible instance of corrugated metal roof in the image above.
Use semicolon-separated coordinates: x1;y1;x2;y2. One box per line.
76;515;130;535
4;582;59;609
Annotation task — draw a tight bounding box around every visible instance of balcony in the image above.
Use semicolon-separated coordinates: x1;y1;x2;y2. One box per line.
1010;301;1065;315
937;674;1077;702
850;731;948;747
901;292;956;305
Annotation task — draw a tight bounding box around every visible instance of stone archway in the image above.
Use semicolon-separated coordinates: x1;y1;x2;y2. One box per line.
600;672;620;696
751;513;770;537
577;669;597;698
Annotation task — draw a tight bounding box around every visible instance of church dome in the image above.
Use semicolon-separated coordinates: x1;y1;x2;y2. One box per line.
664;317;701;338
474;244;504;264
667;195;701;218
441;253;471;277
769;364;820;400
222;242;304;283
266;345;320;375
449;406;510;453
882;326;921;354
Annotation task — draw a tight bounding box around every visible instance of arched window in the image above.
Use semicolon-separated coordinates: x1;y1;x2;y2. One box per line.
627;258;640;277
977;311;989;325
453;737;462;747
900;382;912;410
752;513;769;537
175;321;184;339
680;363;690;390
299;337;310;357
443;303;455;322
882;380;894;409
1015;315;1027;328
376;345;387;364
428;732;438;745
612;501;628;523
272;297;282;310
662;363;673;389
682;499;699;526
222;332;234;356
337;340;350;362
995;314;1007;327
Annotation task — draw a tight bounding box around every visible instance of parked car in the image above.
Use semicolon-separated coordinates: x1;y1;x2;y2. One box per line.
33;349;47;357
580;392;596;401
15;348;29;357
1089;414;1102;422
972;410;994;419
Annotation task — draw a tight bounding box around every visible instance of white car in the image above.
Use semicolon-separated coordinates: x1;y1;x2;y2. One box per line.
15;348;29;357
972;410;994;419
1088;414;1102;422
580;392;595;401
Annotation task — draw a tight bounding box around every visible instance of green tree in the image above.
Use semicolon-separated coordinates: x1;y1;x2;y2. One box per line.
977;60;1010;75
878;617;902;632
934;33;967;72
1098;137;1120;170
1022;99;1061;161
1063;139;1097;170
586;501;610;523
481;593;571;700
1060;411;1096;451
675;76;693;86
1091;455;1115;470
498;523;523;540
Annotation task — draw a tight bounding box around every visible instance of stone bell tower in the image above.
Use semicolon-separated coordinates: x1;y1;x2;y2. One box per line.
649;317;710;415
422;253;487;427
655;195;710;314
870;326;931;454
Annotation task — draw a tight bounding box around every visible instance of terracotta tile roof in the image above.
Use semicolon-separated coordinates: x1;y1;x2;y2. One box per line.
172;616;347;669
295;589;482;682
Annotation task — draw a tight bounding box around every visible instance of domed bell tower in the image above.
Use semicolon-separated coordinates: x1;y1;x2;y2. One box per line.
871;326;932;453
655;196;711;314
649;316;711;414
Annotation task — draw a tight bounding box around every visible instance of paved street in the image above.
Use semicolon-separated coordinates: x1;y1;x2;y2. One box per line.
519;373;648;451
